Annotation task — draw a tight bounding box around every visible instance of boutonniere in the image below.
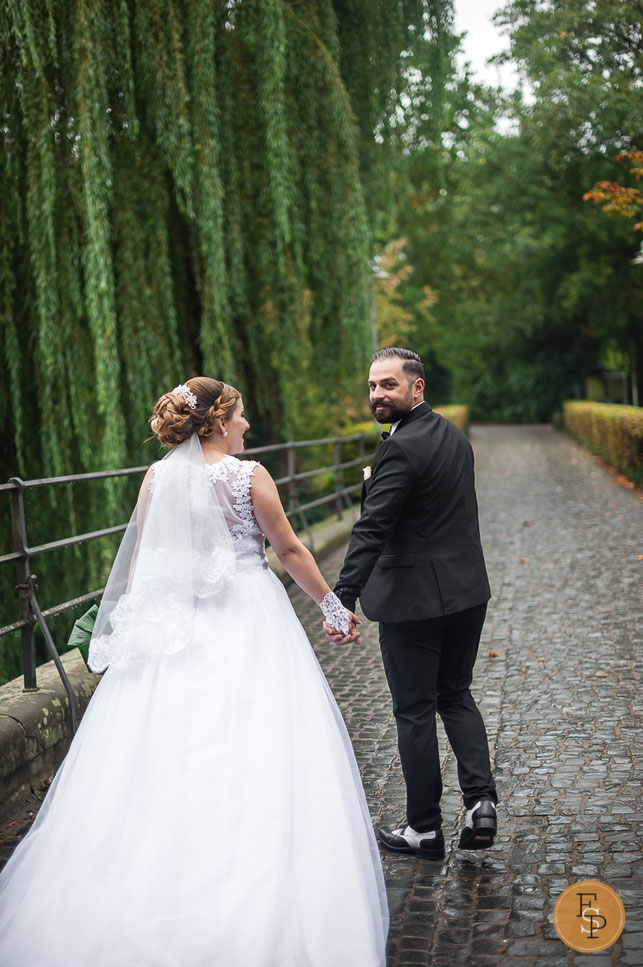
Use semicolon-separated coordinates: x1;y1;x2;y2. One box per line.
362;465;372;480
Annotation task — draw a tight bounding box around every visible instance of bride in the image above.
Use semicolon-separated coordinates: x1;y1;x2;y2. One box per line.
0;377;389;967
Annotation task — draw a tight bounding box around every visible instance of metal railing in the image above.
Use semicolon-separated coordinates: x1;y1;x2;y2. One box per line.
0;431;378;729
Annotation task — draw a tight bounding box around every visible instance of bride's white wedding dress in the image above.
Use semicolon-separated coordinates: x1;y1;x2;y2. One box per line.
0;454;388;967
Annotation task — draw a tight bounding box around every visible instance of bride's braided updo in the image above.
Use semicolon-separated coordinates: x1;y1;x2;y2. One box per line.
150;377;240;447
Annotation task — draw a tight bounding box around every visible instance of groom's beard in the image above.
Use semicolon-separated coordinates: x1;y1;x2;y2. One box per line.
369;395;414;425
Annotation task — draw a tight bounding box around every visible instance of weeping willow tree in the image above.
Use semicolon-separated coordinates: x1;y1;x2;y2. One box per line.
0;0;452;680
1;0;454;476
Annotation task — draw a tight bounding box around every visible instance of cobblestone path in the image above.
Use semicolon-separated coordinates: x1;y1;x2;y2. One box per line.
292;424;642;967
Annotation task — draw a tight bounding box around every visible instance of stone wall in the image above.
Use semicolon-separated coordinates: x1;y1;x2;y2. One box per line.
0;650;100;820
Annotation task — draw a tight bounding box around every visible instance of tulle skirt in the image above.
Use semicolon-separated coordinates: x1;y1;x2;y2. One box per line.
0;568;388;966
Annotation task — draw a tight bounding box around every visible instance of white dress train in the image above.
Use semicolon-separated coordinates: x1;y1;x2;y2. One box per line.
0;456;388;967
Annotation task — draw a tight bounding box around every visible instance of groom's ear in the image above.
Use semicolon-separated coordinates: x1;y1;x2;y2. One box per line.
414;378;425;401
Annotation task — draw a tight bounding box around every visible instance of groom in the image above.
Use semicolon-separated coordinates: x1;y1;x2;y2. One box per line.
327;348;497;860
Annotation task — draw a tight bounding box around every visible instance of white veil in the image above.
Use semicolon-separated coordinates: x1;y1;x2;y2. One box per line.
88;434;236;672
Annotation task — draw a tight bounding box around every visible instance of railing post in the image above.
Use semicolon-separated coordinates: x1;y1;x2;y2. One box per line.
286;442;297;518
333;440;343;520
286;441;314;550
9;478;37;691
28;580;78;734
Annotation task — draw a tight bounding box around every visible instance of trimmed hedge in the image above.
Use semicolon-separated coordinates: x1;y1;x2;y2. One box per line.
347;405;469;437
563;401;643;485
435;405;469;435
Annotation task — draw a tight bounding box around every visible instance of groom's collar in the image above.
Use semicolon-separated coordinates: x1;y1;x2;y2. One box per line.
390;400;431;435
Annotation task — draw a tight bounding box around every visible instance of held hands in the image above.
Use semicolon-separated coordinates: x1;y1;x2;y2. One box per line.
317;591;360;645
323;611;361;646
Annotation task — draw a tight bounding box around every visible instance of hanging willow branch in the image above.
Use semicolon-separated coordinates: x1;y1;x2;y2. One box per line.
187;0;233;380
1;0;452;475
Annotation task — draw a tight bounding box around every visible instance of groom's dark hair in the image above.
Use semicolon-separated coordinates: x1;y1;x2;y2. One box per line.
371;347;425;383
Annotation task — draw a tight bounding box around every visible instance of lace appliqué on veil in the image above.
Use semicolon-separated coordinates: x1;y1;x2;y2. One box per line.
148;463;159;495
89;586;192;671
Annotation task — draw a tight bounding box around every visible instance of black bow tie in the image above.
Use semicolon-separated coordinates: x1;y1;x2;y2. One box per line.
381;431;390;441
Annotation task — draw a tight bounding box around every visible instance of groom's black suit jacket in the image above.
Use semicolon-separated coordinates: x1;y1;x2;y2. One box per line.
334;401;490;622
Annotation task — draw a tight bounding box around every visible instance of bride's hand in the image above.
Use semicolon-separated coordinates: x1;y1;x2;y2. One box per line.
323;612;361;646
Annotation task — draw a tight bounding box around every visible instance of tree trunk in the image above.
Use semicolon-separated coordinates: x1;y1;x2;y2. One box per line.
631;340;639;408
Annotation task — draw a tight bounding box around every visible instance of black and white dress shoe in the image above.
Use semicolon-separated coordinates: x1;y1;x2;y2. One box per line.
458;800;497;849
379;823;445;859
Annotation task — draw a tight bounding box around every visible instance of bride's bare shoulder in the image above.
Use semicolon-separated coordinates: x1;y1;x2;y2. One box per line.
247;463;273;489
247;463;280;501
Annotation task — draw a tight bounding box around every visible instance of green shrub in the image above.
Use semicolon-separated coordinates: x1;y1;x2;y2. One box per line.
434;405;469;434
341;420;382;437
563;401;643;485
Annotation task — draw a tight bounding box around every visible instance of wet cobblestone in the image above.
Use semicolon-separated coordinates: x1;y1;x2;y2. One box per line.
292;425;642;967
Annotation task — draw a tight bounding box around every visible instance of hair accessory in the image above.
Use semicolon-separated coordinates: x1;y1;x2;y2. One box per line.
172;384;197;410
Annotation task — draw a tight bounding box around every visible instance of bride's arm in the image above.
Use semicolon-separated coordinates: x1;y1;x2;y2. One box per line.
250;465;360;638
127;464;156;581
250;465;332;603
136;465;156;528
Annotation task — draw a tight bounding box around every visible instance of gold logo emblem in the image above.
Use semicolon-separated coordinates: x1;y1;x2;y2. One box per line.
553;880;625;952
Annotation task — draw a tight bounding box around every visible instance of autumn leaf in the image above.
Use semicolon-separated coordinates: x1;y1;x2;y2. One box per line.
584;149;643;230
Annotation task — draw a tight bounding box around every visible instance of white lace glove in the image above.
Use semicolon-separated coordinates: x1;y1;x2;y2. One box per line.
319;591;350;635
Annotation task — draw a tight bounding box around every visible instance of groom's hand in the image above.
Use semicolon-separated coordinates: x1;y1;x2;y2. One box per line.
323;611;361;646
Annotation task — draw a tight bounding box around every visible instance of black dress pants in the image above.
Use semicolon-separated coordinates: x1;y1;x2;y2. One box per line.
379;602;497;832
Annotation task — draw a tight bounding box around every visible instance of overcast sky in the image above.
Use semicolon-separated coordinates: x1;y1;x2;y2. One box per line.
453;0;519;90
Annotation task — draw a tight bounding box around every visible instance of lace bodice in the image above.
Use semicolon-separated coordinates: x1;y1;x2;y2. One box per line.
206;456;268;571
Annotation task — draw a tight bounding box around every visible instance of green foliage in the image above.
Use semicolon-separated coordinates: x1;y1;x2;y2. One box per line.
375;0;642;421
4;0;440;482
